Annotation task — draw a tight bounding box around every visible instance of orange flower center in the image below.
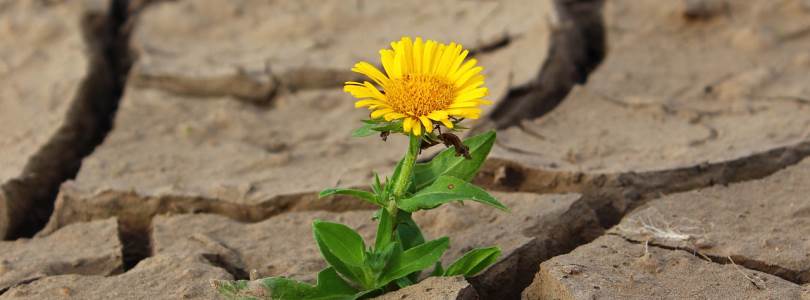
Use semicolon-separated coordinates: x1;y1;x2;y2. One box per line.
385;74;456;117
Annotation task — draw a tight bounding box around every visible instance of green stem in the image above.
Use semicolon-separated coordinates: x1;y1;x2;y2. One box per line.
391;134;421;198
376;134;420;251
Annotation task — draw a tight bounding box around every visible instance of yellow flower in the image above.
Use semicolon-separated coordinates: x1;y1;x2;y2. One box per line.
345;37;491;136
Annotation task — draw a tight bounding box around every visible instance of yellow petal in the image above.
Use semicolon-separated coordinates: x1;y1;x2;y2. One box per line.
401;37;414;74
371;108;393;119
380;49;397;79
454;66;483;88
450;58;478;82
427;110;449;121
435;43;459;76
456;75;485;93
343;81;387;101
418;116;433;132
384;112;406;121
447;49;469;76
413;37;423;74
449;101;482;108
355;99;387;108
440;117;454;128
413;120;422;135
403;117;414;133
345;84;385;101
447;108;482;119
431;44;446;74
352;62;389;86
392;45;404;78
422;40;436;75
390;41;405;76
455;87;488;102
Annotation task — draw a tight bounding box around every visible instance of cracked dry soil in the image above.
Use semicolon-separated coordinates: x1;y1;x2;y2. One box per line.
1;0;810;299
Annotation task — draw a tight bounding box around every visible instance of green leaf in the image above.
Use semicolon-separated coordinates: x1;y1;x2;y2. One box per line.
367;241;398;274
261;277;317;299
313;221;366;284
215;267;361;300
351;289;382;299
213;280;260;300
319;188;379;206
314;233;360;283
313;221;366;267
311;267;357;297
430;261;444;277
378;237;450;286
395;212;426;283
352;120;403;137
397;175;508;212
352;123;377;137
373;120;404;132
374;209;394;251
396;212;425;250
412;131;495;190
213;277;321;300
395;277;413;289
443;247;501;277
371;173;382;195
252;267;357;300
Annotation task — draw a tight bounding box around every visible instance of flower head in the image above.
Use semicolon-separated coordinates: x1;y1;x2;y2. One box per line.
345;37;490;136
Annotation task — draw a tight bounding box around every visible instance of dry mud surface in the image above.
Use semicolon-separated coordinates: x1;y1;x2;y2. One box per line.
612;158;810;284
1;0;810;299
0;218;121;293
0;0;118;239
523;235;805;300
478;0;810;224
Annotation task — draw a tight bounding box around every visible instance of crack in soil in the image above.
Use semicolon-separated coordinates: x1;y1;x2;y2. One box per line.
201;253;250;281
478;139;810;228
118;216;152;271
501;142;810;296
608;233;808;286
44;188;375;270
477;0;606;132
0;276;43;296
0;0;133;240
468;197;604;300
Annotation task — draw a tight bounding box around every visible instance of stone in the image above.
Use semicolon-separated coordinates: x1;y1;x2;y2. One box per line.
477;0;810;221
522;235;804;300
0;0;115;238
151;192;601;299
0;218;122;292
372;276;477;300
612;157;810;283
0;254;230;300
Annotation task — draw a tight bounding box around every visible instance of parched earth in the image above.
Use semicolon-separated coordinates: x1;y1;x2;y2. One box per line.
1;0;810;299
